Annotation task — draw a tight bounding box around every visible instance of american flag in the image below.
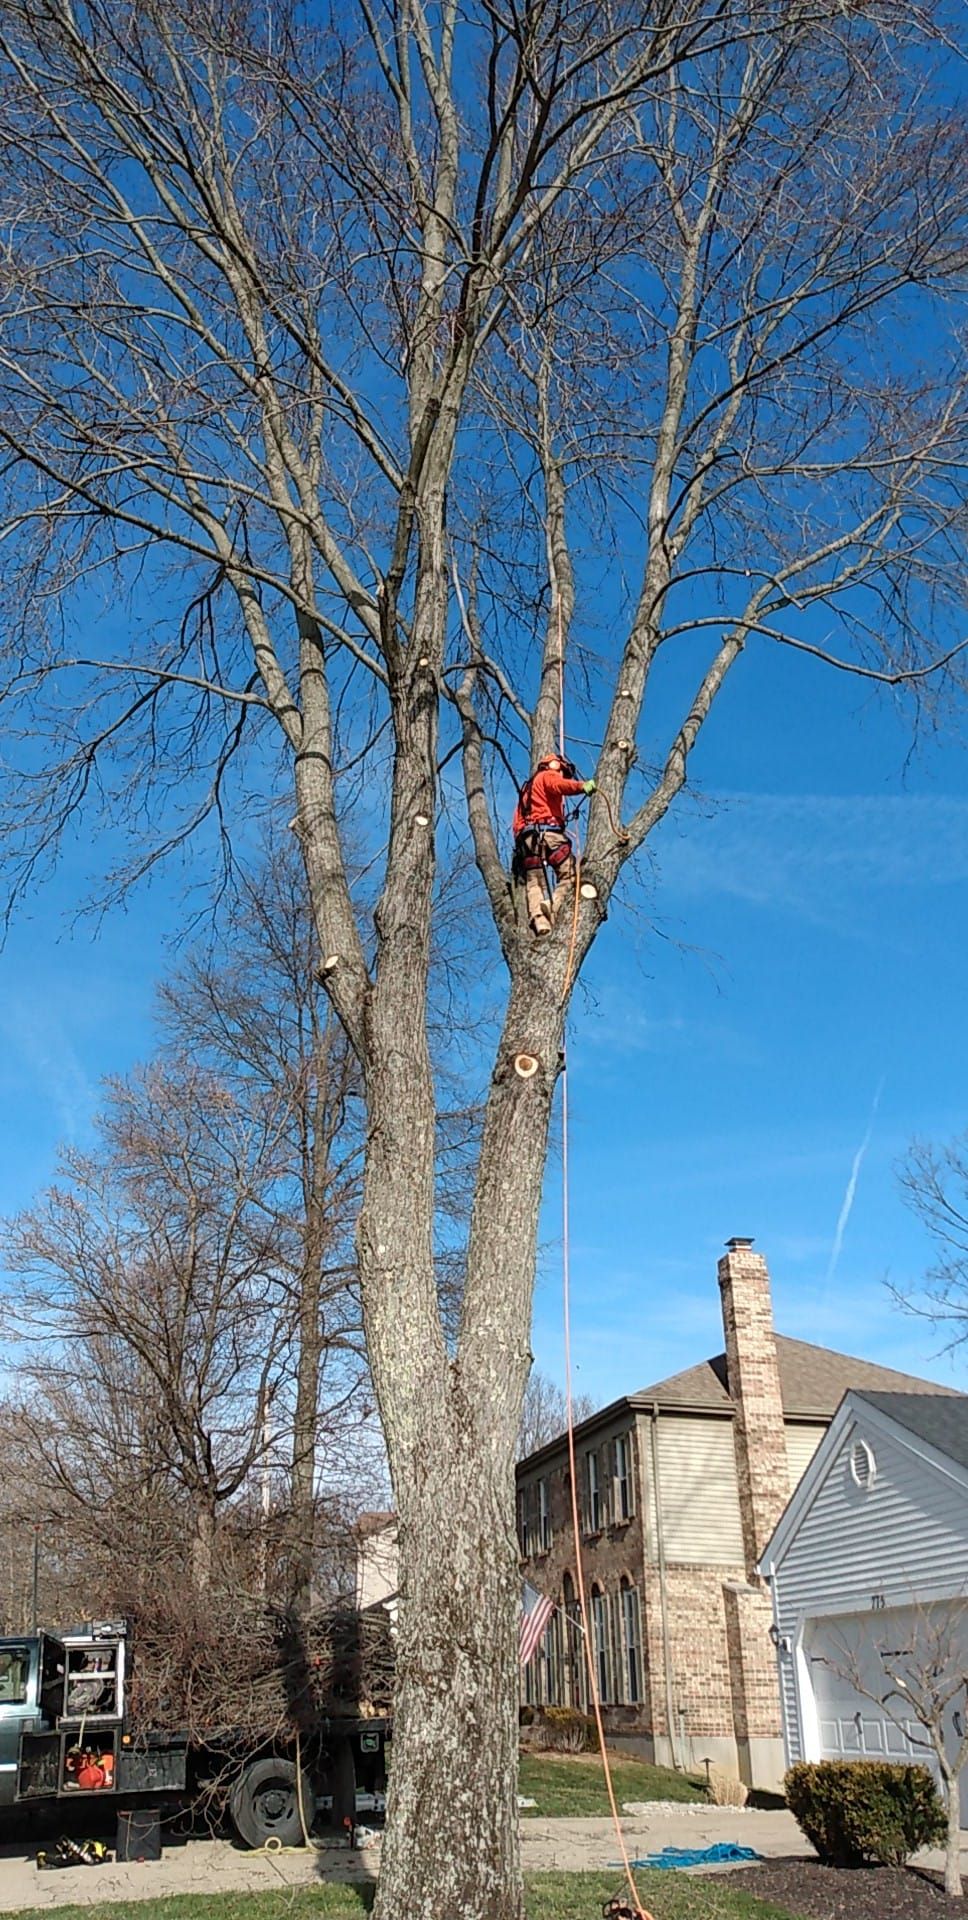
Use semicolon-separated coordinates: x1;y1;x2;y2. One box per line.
519;1581;555;1667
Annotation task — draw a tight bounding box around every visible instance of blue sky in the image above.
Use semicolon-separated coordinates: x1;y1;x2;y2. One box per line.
531;636;968;1404
2;630;966;1409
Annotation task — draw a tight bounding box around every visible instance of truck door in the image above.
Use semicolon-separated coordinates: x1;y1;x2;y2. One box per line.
0;1642;37;1808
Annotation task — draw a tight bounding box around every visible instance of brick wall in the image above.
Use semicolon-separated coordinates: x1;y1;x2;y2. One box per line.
517;1239;800;1782
718;1239;791;1576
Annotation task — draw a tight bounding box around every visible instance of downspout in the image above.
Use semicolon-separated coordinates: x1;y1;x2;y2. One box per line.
650;1403;683;1772
763;1557;794;1772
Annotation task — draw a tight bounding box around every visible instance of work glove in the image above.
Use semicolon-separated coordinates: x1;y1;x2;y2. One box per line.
583;779;597;794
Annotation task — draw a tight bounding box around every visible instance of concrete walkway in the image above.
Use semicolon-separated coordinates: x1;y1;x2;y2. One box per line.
0;1808;964;1911
0;1808;807;1910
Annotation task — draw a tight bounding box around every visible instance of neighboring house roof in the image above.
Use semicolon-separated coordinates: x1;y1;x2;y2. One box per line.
354;1511;397;1538
855;1390;968;1474
630;1336;963;1420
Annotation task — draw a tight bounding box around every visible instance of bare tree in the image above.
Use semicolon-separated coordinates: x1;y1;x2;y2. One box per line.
518;1370;594;1460
0;3;966;1913
821;1604;968;1896
898;1137;968;1354
4;1061;297;1590
158;844;367;1612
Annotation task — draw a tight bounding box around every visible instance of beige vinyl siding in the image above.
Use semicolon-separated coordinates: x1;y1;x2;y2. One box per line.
785;1422;827;1488
643;1413;744;1564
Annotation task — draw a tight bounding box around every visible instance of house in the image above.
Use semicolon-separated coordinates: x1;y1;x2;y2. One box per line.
354;1512;399;1626
759;1390;968;1816
516;1237;962;1789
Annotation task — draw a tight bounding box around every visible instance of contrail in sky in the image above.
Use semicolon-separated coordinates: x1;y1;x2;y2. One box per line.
825;1078;885;1289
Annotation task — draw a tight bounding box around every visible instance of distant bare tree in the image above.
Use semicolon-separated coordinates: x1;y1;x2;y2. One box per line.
821;1602;968;1896
0;3;966;1913
4;1061;296;1590
518;1370;595;1460
158;841;367;1611
898;1137;968;1355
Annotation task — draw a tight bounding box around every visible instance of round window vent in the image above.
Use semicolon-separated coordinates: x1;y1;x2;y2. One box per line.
849;1438;877;1490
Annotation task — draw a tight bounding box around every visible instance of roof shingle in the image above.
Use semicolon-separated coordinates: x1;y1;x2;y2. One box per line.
855;1390;968;1471
631;1336;962;1419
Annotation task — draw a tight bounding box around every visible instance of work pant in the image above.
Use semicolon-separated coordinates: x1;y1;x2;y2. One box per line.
521;831;575;934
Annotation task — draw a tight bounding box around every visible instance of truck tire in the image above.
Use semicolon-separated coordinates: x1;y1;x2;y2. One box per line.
229;1756;314;1850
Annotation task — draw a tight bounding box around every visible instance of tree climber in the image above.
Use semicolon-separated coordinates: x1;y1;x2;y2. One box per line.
512;755;596;935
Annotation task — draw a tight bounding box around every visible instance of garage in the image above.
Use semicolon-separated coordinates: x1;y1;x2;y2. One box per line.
758;1388;968;1827
799;1603;968;1821
804;1608;934;1760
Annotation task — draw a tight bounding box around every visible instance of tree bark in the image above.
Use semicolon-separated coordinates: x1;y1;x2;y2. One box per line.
366;956;568;1920
191;1503;216;1594
944;1770;963;1898
378;1456;522;1920
289;1240;322;1613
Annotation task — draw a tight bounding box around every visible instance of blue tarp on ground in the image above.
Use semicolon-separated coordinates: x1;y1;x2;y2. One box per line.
614;1842;764;1870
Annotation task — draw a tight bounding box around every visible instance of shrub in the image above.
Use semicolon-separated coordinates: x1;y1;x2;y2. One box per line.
785;1760;945;1867
532;1706;596;1753
707;1765;748;1808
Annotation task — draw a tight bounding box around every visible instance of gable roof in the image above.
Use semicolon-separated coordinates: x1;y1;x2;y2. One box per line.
631;1336;962;1420
518;1339;962;1476
760;1385;968;1571
855;1390;968;1474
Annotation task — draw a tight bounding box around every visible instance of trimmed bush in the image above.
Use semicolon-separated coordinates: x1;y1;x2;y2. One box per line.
785;1759;945;1867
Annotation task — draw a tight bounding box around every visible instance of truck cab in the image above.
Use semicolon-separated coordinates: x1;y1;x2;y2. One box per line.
0;1623;140;1807
0;1635;68;1807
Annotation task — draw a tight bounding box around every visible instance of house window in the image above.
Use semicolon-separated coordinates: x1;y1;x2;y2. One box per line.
614;1433;633;1521
621;1579;642;1704
592;1587;610;1701
563;1573;585;1709
585;1451;603;1532
516;1487;529;1554
538;1477;552;1551
546;1608;562;1703
518;1489;541;1551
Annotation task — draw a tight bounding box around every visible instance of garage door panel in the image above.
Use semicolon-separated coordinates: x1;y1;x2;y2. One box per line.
884;1720;914;1757
803;1604;968;1823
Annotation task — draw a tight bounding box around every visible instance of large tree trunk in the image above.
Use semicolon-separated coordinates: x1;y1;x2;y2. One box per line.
367;962;568;1920
377;1457;522;1920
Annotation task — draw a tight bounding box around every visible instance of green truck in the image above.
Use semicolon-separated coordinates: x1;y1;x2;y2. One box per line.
0;1620;388;1847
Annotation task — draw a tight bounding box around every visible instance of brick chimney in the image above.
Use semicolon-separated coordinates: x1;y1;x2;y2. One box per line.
718;1238;790;1577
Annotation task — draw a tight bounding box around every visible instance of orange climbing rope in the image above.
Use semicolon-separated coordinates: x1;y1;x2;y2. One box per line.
556;608;653;1920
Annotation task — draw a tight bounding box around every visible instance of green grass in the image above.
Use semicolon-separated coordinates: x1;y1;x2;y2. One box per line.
519;1751;707;1817
528;1871;798;1919
5;1876;799;1920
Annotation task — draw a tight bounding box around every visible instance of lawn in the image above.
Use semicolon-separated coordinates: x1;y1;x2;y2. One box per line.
519;1751;707;1817
6;1876;799;1920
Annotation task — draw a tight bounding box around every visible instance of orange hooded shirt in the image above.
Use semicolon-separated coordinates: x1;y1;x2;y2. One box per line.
512;764;585;838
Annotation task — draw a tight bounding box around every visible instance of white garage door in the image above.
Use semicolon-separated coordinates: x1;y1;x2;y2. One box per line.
803;1605;968;1822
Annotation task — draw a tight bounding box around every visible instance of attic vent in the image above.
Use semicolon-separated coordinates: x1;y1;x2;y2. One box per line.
849;1439;877;1491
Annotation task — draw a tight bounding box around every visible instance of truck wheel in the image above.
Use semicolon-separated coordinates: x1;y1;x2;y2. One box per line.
229;1757;314;1850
